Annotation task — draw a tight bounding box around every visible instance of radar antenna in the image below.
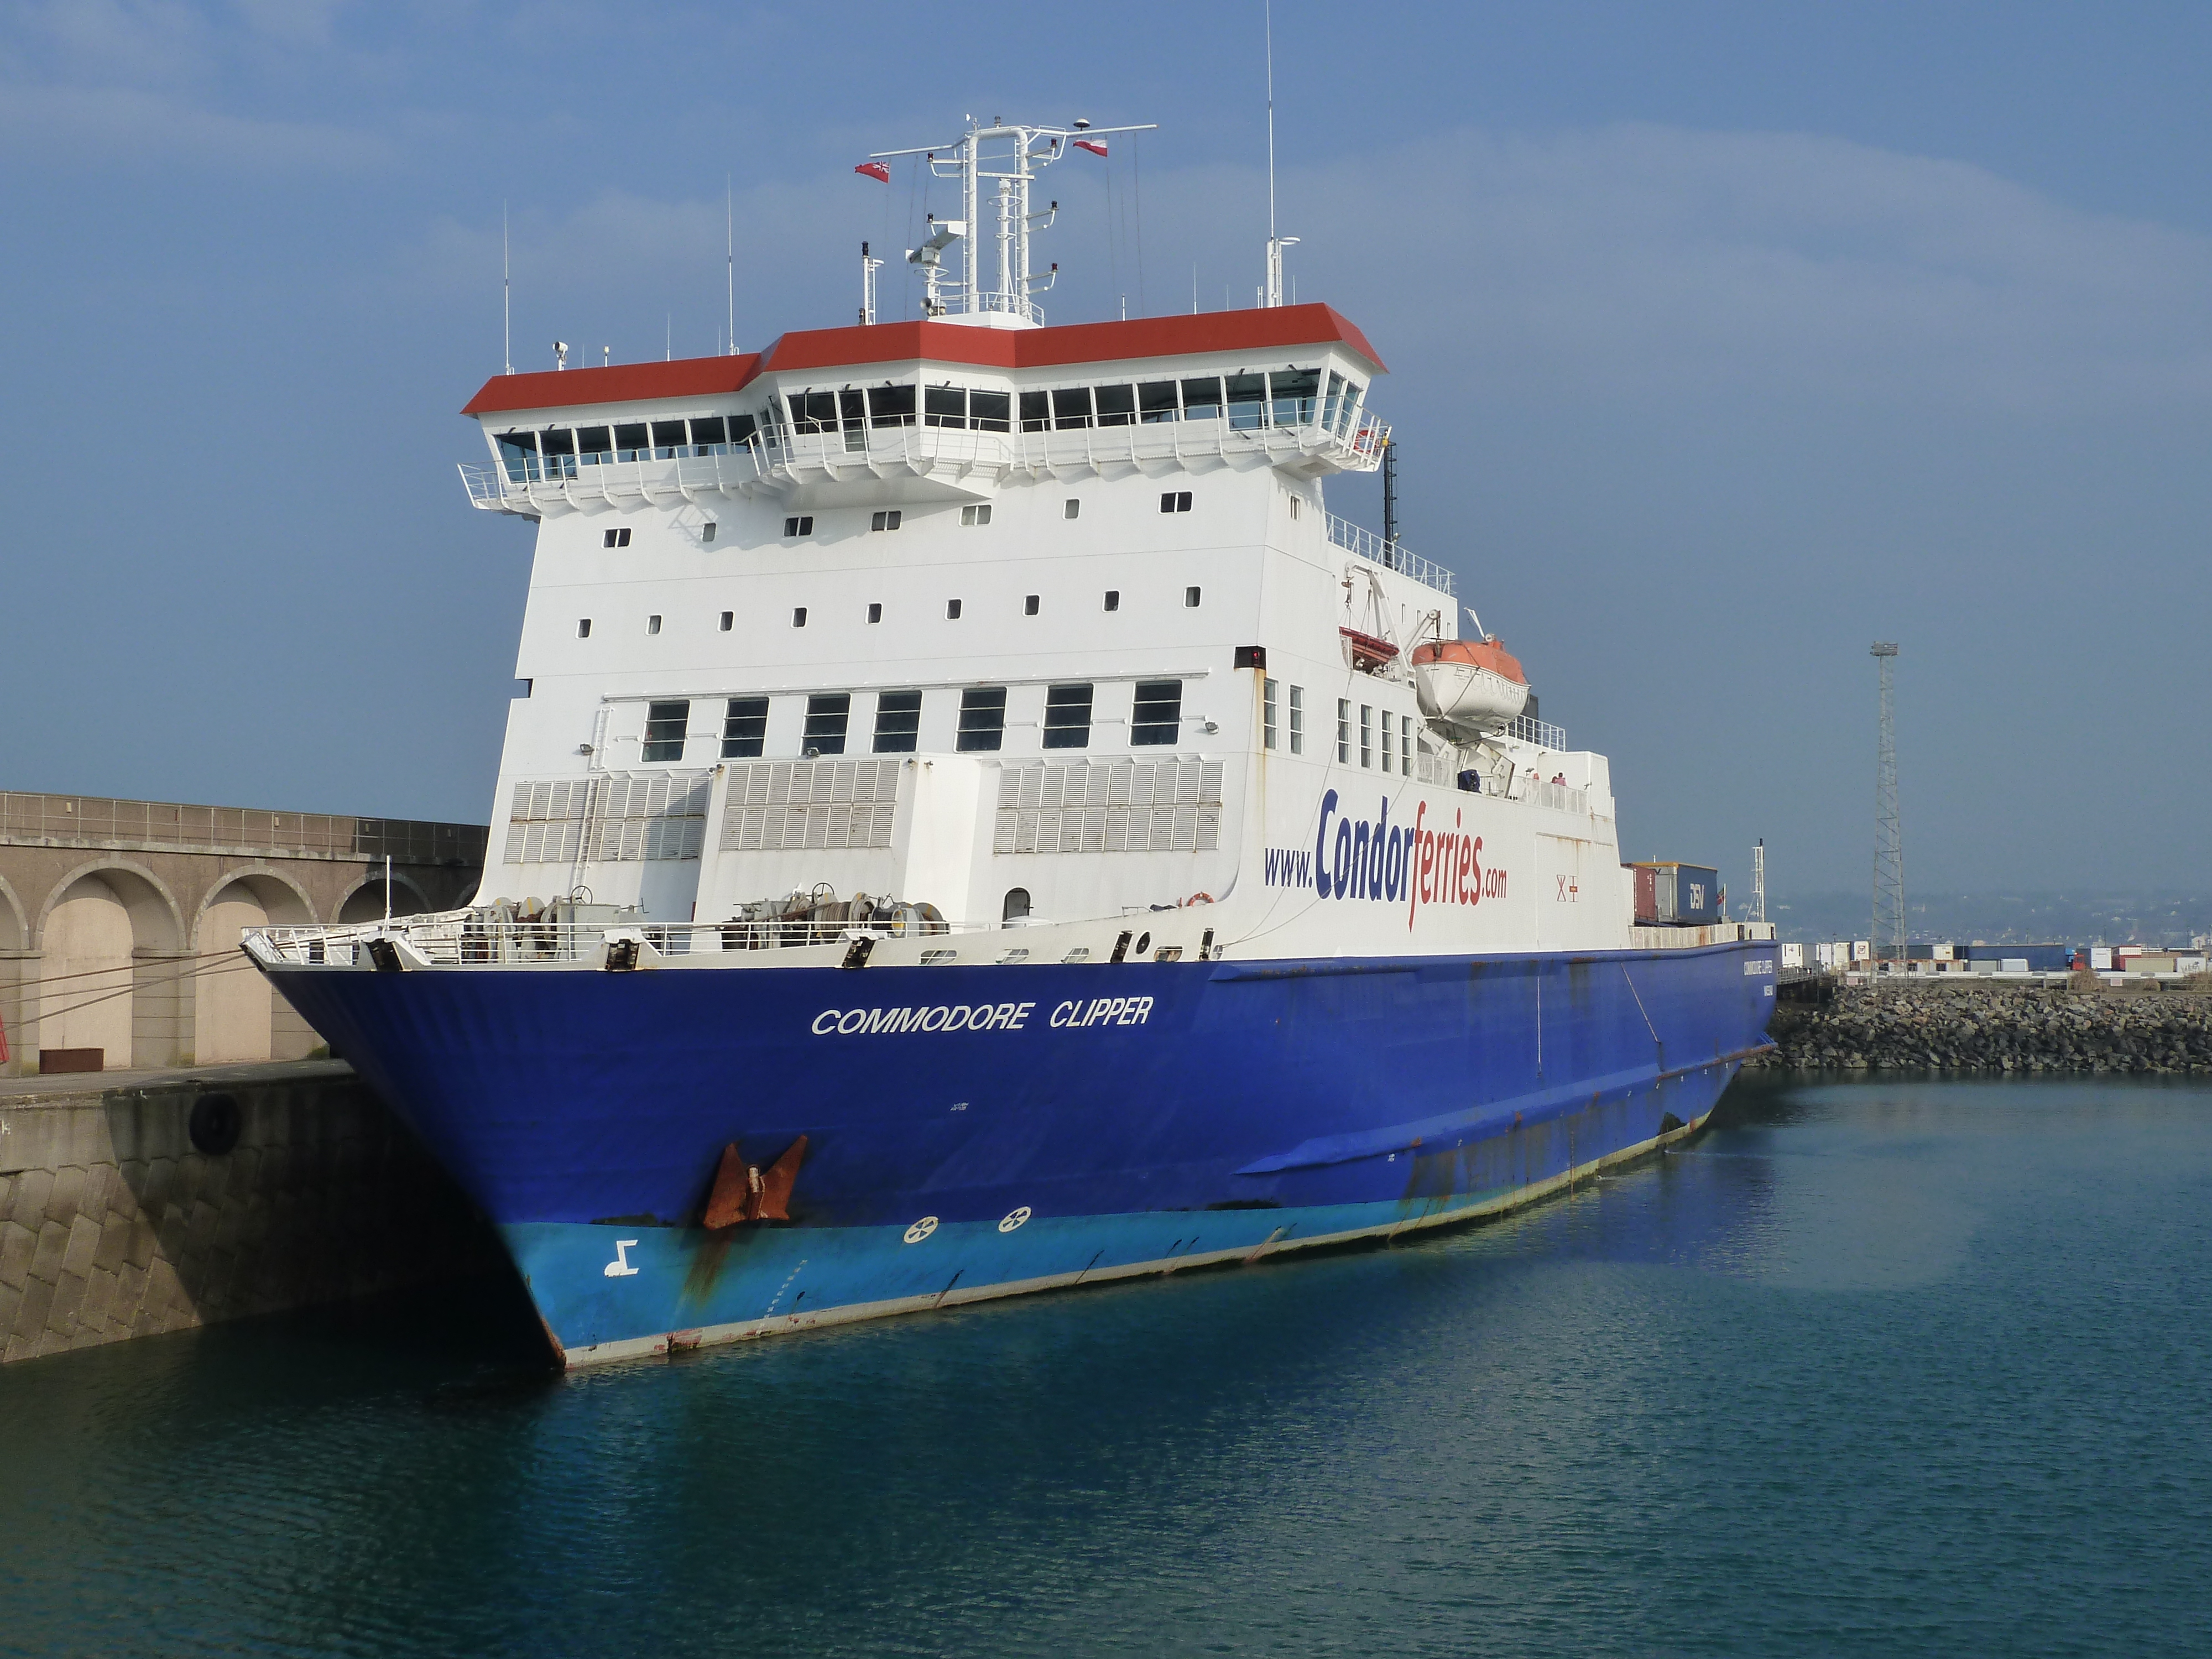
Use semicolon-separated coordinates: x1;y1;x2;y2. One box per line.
871;115;1157;327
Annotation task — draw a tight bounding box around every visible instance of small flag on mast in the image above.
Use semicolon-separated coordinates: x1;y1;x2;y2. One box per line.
854;161;891;182
1073;138;1108;158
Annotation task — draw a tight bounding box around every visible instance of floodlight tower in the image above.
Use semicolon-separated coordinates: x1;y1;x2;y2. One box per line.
1871;643;1904;964
1751;838;1766;925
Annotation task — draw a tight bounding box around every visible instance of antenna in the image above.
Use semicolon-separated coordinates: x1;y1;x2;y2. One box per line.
1261;2;1298;307
1872;643;1904;964
726;175;736;354
872;114;1155;325
859;240;884;325
502;202;512;375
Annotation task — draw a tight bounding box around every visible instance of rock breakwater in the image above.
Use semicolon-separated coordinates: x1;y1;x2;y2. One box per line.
1752;980;2212;1073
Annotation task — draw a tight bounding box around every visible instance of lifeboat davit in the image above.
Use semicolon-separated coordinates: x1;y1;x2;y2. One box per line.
1410;637;1530;736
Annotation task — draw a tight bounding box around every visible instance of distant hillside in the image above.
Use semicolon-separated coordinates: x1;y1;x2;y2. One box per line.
1764;891;2212;947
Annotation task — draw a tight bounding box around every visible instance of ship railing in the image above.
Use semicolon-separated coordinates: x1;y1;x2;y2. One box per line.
1500;713;1569;750
248;912;990;967
1324;514;1457;597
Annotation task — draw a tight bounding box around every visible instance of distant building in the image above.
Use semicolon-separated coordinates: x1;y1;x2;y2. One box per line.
0;791;484;1073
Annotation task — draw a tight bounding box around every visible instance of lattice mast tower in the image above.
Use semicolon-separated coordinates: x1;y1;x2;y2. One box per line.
1871;643;1903;962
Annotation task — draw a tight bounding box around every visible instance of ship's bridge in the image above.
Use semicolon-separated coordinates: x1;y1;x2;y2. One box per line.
459;306;1389;518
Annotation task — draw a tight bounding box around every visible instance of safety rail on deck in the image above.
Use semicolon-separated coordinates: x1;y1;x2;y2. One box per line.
1324;515;1457;597
460;407;1391;519
248;913;983;967
1501;714;1567;750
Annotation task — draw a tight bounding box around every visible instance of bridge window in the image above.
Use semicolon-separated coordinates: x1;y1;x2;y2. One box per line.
577;425;612;465
1052;387;1093;429
643;700;690;762
1019;391;1050;432
1289;686;1305;755
1131;681;1181;747
1094;384;1135;426
728;413;757;448
803;693;850;757
722;696;768;758
1335;379;1364;436
1044;684;1093;749
1139;380;1180;422
1226;373;1266;431
1180;377;1223;421
971;390;1011;432
614;422;649;460
691;415;727;451
651;420;688;456
1269;368;1321;425
868;384;915;426
873;689;921;753
926;385;967;428
787;392;838;434
536;428;577;477
958;686;1006;752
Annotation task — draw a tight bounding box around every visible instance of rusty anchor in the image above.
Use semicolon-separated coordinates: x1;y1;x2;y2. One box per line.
703;1134;808;1229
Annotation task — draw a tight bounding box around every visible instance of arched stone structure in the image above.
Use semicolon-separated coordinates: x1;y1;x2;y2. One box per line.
33;860;187;1071
336;871;437;924
0;875;27;1063
193;869;319;1063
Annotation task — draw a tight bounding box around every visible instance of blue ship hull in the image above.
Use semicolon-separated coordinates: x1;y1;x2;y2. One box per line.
269;941;1777;1365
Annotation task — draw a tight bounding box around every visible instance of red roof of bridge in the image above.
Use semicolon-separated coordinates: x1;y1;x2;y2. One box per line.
461;304;1385;418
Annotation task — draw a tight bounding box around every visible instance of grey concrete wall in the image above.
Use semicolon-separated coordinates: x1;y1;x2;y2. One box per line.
0;1061;504;1364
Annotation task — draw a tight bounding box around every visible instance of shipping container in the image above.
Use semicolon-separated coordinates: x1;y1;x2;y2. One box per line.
1781;942;1805;969
2091;946;2114;971
1626;862;1720;925
1960;943;2071;972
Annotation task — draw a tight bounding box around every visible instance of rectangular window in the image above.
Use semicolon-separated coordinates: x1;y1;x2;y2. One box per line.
1044;684;1093;749
1051;387;1093;429
650;419;687;456
1269;367;1321;426
702;521;717;542
1138;380;1180;422
646;614;661;635
1103;589;1120;611
1263;678;1279;750
792;607;807;627
719;611;733;631
1184;586;1201;608
870;510;902;531
1131;680;1181;747
1063;498;1081;519
802;692;850;756
1160;491;1192;513
873;688;922;753
958;686;1007;752
1180;377;1223;421
643;700;689;763
1381;711;1393;773
867;384;915;427
970;389;1011;432
867;602;882;624
788;391;837;434
577;618;592;638
925;385;967;428
576;426;613;466
1289;685;1306;755
946;598;963;619
961;504;993;525
602;527;633;548
1226;372;1267;431
1094;384;1136;426
1019;390;1050;432
1024;594;1039;615
728;413;757;447
1360;705;1374;768
1404;721;1416;776
614;422;649;459
691;415;728;450
1337;698;1350;763
721;696;768;758
783;515;813;536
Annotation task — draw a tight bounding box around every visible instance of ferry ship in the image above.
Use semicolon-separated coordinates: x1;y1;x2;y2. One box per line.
246;117;1777;1368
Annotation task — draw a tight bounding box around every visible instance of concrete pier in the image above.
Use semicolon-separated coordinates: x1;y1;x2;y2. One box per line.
0;1060;499;1365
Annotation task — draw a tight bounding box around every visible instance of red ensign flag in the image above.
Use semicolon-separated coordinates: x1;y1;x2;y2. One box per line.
854;161;891;182
1073;138;1108;158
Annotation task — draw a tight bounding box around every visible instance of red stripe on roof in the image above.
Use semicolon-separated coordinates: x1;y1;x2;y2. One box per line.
460;304;1384;418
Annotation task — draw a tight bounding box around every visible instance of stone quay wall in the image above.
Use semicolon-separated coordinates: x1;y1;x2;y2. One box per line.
1752;980;2212;1074
0;1061;502;1365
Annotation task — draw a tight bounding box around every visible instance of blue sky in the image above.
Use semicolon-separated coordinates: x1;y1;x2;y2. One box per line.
3;1;2208;900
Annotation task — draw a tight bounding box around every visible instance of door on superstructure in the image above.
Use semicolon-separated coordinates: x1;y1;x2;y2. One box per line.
1535;833;1595;951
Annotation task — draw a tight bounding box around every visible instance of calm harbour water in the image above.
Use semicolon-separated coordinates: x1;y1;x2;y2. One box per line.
3;1075;2208;1659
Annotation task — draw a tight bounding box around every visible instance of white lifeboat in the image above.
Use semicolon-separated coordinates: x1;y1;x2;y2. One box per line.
1411;637;1530;736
